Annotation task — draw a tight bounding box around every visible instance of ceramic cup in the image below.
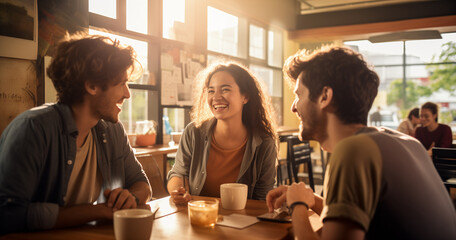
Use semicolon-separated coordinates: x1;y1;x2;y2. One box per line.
113;209;154;240
220;183;248;210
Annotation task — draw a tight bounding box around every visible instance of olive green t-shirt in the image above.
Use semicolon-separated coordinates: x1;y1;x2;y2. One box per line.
320;127;456;239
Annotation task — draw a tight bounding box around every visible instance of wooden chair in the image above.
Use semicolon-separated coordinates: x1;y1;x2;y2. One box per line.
432;147;456;193
136;154;169;199
285;135;315;191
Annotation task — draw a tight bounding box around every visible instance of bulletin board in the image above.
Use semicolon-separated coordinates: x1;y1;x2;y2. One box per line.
160;44;206;106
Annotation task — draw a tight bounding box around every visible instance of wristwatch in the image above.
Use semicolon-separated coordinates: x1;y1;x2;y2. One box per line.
288;201;309;216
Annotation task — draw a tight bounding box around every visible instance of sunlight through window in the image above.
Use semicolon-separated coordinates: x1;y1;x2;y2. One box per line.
249;25;265;59
127;0;148;34
268;30;283;67
89;0;116;19
163;0;185;40
89;29;148;83
207;6;238;56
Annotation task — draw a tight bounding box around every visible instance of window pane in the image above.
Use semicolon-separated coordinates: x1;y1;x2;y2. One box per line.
347;35;456;133
207;6;238;56
89;0;116;19
250;65;282;97
119;89;148;134
162;108;188;144
406;32;456;63
268;30;283;67
163;0;194;43
127;0;147;34
345;40;404;65
163;108;186;133
250;65;283;125
89;29;149;84
249;25;265;59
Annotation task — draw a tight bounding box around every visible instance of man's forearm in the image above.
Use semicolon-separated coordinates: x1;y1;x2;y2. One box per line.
291;205;319;240
129;181;152;204
54;204;112;229
312;193;324;215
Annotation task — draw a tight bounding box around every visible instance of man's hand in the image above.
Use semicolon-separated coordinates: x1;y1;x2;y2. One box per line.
427;142;435;156
266;185;288;212
104;188;137;211
287;182;315;209
170;187;192;204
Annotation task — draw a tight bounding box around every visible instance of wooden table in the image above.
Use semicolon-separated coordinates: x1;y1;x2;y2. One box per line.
134;144;178;184
0;196;322;240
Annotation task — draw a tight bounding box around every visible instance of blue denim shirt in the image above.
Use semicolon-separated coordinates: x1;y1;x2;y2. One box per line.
0;103;149;234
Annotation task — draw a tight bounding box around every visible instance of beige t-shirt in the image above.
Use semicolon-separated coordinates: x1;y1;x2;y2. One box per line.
397;119;414;135
64;130;102;206
320;127;456;239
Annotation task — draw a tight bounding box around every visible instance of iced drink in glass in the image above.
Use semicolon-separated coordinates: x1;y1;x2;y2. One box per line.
188;199;219;227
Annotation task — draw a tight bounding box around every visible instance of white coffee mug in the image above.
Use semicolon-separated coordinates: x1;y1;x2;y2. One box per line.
114;209;154;240
220;183;248;210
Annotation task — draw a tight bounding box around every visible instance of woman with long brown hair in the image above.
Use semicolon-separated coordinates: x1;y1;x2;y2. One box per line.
167;61;277;203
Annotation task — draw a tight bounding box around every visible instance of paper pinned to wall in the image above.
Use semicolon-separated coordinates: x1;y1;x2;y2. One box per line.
171;66;182;84
161;53;174;71
177;83;192;106
161;70;177;105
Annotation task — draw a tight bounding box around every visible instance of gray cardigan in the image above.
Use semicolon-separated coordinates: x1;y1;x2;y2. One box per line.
167;118;277;200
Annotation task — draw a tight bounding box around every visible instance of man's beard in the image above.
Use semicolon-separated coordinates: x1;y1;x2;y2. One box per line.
299;104;328;143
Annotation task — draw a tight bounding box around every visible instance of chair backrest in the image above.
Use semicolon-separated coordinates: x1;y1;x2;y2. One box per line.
286;135;314;191
432;147;456;181
136;155;169;199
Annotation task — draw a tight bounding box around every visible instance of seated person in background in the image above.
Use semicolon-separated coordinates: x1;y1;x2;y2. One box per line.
167;62;277;203
415;102;453;155
0;33;151;235
370;106;381;126
397;107;420;136
266;46;456;240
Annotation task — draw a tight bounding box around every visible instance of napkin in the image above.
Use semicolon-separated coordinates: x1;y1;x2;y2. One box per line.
216;214;259;229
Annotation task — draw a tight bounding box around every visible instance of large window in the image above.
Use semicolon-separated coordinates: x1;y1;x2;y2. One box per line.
345;32;456;131
207;7;239;57
89;1;285;143
207;6;284;125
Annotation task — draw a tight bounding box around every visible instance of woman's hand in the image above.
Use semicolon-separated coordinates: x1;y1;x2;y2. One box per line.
170;187;192;204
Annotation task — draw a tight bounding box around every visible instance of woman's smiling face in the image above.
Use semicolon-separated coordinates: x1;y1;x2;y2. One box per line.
206;71;248;122
420;108;437;127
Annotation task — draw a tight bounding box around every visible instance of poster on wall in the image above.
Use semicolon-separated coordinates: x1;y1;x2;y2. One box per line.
0;0;38;60
0;58;37;134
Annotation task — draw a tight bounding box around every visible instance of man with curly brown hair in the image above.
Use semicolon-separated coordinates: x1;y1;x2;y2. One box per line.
266;46;456;240
0;33;151;234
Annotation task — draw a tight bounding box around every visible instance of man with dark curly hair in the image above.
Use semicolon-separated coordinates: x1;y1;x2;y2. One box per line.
266;46;456;240
0;33;151;234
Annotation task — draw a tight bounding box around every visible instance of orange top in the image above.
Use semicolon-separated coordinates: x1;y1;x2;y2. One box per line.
200;136;247;197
